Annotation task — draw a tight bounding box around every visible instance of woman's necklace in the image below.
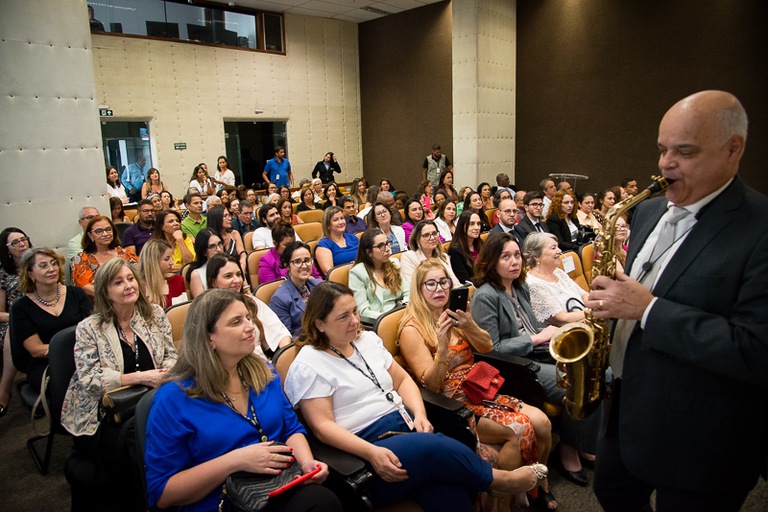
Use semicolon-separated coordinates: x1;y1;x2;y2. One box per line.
33;283;61;307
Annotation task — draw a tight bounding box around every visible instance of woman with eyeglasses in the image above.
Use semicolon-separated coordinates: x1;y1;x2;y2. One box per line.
270;242;323;339
206;254;291;359
398;259;557;511
72;216;139;298
315;206;360;277
348;229;409;325
151;210;195;271
139;239;188;308
400;220;460;289
448;211;484;285
258;224;322;285
186;229;224;298
367;202;406;254
0;228;32;415
612;213;630;271
434;200;458;242
10;248;92;394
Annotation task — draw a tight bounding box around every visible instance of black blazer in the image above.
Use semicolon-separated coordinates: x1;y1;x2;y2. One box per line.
545;215;582;252
514;216;549;244
447;244;475;284
311;161;342;184
617;176;768;490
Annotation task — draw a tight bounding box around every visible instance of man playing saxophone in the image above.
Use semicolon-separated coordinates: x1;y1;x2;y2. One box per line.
586;91;768;511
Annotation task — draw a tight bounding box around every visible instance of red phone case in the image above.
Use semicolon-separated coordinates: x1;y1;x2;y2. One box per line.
267;465;322;498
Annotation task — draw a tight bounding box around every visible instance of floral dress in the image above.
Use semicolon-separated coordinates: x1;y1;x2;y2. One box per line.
0;269;22;343
71;247;139;287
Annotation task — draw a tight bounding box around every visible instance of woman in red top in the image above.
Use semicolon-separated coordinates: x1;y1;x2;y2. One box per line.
138;239;187;308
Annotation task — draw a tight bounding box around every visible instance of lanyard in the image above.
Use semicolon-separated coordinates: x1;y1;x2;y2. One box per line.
222;367;269;442
328;343;394;403
115;322;140;373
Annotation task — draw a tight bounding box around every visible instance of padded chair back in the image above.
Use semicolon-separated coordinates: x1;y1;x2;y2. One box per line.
48;326;78;432
579;242;595;286
180;262;192;293
244;231;254;252
246;248;270;289
134;388;158;511
272;343;299;383
485;208;497;226
293;221;323;242
307;240;319;257
326;262;353;286
254;278;285;305
373;305;407;367
558;251;588;292
165;300;191;350
297;210;323;223
479;232;488;243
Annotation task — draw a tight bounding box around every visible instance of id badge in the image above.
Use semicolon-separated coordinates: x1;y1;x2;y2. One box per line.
398;405;414;430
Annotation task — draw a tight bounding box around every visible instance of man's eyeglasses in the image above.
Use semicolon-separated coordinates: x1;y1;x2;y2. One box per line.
91;227;113;236
374;241;393;252
528;203;544;208
6;237;30;248
423;277;452;292
139;209;155;215
500;209;519;216
420;231;439;240
80;215;96;222
290;258;313;267
207;241;224;250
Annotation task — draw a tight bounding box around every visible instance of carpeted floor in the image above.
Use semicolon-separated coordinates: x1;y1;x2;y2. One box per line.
1;385;766;511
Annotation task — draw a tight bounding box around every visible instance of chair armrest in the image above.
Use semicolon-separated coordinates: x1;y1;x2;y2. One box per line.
420;388;477;450
474;351;548;408
307;436;367;478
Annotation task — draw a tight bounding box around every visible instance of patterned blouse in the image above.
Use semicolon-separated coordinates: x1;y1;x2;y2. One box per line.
71;247;139;287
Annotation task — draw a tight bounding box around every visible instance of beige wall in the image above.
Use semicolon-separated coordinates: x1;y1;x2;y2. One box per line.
91;13;362;196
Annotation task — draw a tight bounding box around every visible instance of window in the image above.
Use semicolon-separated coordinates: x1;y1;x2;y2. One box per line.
87;0;283;53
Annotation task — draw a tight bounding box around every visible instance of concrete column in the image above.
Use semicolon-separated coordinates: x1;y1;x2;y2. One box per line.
452;0;517;189
0;0;107;250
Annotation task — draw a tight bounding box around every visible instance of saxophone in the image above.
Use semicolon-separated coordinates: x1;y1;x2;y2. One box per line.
548;176;672;420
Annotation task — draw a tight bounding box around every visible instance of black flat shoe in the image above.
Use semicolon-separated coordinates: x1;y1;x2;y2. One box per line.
531;486;558;511
553;456;588;487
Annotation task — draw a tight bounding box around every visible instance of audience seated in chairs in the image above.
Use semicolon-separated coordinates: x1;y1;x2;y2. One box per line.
187;229;225;298
400;220;460;288
297;184;322;213
315;206;360;276
277;197;303;226
61;258;177;512
138;239;188;309
283;282;548;512
206;205;247;271
434;199;458;242
342;195;367;234
470;233;598;488
122;199;156;256
144;288;341;512
10;248;92;395
71;215;139;298
151;210;195;271
448;211;484;285
398;259;557;511
270;242;322;340
206;253;291;360
348;229;409;325
258;223;320;285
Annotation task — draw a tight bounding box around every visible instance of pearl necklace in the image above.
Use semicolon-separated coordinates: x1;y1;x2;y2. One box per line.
33;283;61;307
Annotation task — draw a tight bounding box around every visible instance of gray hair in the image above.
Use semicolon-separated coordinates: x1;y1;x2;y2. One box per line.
78;205;98;220
522;232;558;268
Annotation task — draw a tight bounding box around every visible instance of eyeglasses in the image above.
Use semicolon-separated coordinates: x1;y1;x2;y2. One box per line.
616;224;629;230
420;231;439;240
91;227;113;236
139;209;155;214
6;236;30;247
80;215;96;222
374;241;393;251
290;257;313;267
528;203;543;208
207;241;224;250
375;210;389;217
34;260;60;271
500;209;518;216
423;277;453;292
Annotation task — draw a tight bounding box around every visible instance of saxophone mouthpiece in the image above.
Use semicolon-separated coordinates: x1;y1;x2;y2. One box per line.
647;176;675;194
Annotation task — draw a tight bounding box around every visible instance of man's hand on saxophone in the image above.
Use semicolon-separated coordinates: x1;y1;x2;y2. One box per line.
586;271;654;321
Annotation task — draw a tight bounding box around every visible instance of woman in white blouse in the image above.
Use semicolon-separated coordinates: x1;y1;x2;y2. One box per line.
522;233;588;326
399;220;460;288
433;200;457;242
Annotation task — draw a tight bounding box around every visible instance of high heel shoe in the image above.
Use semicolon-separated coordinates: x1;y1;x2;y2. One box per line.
531;486;558;511
553;451;588;487
488;463;549;497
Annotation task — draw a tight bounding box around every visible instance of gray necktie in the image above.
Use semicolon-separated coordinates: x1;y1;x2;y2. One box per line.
611;205;691;377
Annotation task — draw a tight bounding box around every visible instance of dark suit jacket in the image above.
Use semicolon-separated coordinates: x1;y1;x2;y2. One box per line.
545;215;582;252
447;244;475;284
514;216;549;244
618;176;768;491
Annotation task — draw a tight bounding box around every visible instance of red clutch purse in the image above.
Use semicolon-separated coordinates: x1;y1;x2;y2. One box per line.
460;362;504;405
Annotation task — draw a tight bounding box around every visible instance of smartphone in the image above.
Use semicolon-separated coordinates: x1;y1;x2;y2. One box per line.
448;287;469;313
267;465;323;498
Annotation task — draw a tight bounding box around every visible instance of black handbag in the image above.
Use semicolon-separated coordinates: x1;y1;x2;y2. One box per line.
100;385;151;425
220;443;302;512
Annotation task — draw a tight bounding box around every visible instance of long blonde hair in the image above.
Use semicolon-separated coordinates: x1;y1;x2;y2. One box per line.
398;259;457;348
165;289;273;401
138;239;173;308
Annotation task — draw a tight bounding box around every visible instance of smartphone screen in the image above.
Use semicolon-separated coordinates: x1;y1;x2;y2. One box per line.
448;287;469;312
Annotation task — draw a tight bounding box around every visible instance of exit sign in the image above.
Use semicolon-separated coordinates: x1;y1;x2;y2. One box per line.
174;143;187;150
99;108;114;117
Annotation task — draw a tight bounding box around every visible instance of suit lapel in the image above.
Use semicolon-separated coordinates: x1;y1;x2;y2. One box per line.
496;287;516;328
652;178;744;297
